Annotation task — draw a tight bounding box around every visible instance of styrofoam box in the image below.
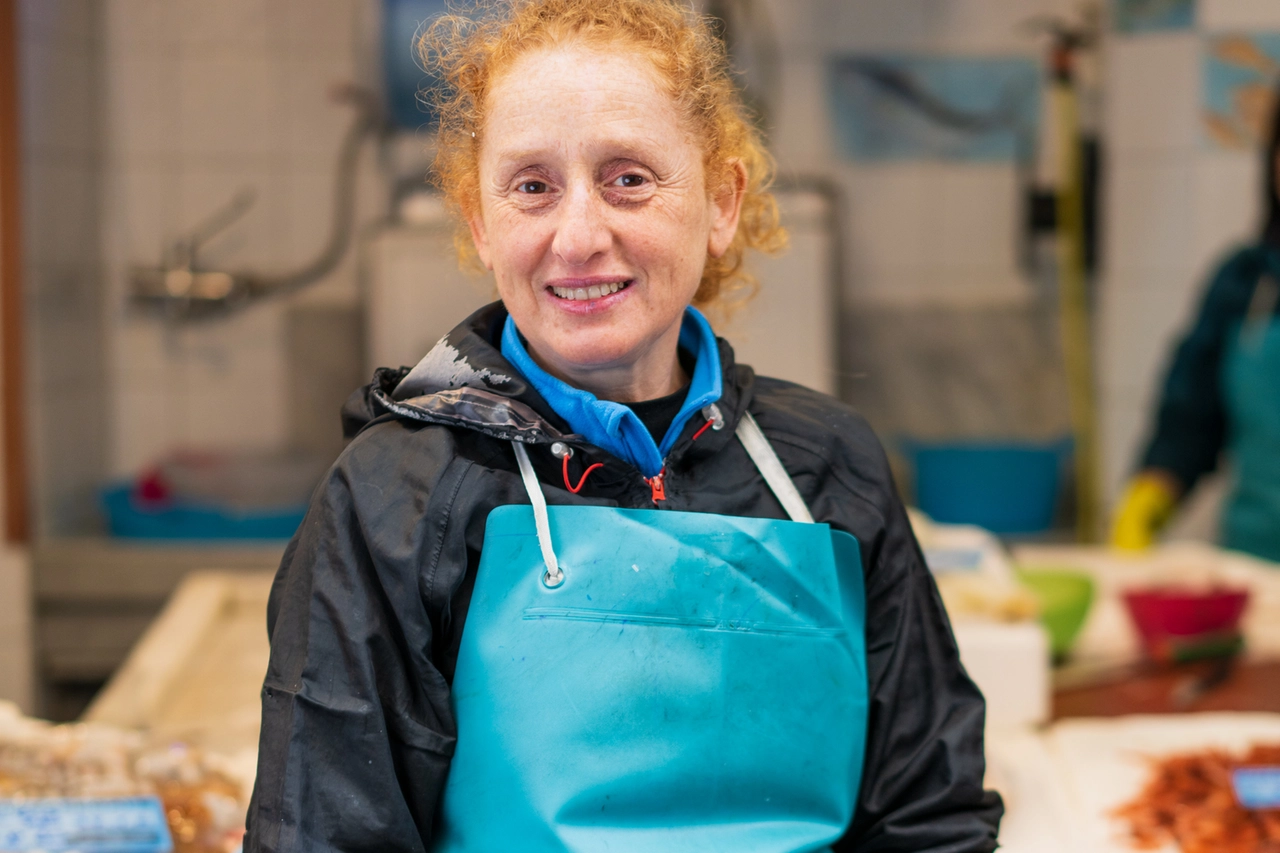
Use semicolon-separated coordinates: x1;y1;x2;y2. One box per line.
952;619;1050;730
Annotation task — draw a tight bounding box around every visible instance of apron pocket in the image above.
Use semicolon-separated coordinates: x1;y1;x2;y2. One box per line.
524;606;847;638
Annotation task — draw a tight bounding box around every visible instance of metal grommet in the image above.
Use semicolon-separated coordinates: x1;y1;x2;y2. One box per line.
550;441;572;460
542;567;565;589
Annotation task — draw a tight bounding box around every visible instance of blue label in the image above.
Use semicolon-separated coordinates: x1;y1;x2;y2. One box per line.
0;796;172;852
1233;767;1280;810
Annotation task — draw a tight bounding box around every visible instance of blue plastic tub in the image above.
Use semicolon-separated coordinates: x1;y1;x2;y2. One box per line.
901;438;1073;534
100;484;306;540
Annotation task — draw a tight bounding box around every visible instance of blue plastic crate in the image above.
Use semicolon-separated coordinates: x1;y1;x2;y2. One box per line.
100;483;306;541
901;438;1073;535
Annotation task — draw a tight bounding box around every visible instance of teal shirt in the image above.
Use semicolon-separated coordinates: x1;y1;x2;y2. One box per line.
1141;243;1280;489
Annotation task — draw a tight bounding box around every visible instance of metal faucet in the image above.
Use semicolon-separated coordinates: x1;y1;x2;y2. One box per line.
130;84;384;321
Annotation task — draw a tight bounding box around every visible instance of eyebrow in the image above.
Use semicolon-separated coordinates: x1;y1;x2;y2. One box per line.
489;140;664;178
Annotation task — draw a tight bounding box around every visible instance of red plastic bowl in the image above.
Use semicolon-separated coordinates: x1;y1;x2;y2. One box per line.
1122;586;1250;662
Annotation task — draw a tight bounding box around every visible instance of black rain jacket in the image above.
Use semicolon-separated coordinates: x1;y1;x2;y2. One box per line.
244;302;1003;853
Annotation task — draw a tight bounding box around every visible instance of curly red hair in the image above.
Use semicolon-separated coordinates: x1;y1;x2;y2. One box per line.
419;0;786;314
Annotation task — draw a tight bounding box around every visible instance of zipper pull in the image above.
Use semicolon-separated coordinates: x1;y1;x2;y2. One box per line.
647;469;666;502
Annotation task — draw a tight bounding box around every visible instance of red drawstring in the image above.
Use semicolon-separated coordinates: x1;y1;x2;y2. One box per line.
562;409;717;498
690;418;715;443
563;452;604;494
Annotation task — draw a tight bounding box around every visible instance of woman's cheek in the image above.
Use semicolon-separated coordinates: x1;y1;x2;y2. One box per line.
492;212;548;274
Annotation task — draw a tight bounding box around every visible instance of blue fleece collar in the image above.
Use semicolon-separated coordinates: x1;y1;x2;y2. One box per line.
500;308;722;478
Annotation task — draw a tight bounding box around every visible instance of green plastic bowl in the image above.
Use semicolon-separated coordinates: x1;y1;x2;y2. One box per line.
1015;568;1095;658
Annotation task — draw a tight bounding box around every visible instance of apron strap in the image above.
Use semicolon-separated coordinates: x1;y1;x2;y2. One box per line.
512;441;564;587
734;412;815;524
509;411;813;585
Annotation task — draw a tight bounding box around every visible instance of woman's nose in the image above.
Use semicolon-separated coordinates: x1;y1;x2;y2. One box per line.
551;185;612;267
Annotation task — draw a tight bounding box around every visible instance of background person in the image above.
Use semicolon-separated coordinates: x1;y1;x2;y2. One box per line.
1112;80;1280;563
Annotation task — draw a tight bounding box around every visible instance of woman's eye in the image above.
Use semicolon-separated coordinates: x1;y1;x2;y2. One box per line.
517;180;547;194
613;174;646;188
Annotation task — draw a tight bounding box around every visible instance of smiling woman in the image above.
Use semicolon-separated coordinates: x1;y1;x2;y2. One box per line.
422;0;784;402
243;2;1003;852
467;42;738;401
423;0;785;313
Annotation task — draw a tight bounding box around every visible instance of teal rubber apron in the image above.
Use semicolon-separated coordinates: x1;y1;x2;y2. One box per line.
1222;274;1280;563
434;413;869;852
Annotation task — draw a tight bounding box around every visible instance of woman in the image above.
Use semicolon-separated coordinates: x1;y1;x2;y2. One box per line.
1112;81;1280;563
245;1;1001;850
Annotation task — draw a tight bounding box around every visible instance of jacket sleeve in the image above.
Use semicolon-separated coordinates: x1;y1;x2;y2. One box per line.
837;479;1002;852
244;451;457;852
1140;251;1259;490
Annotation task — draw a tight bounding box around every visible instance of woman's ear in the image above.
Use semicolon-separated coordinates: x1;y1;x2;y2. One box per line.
467;211;494;270
708;159;748;259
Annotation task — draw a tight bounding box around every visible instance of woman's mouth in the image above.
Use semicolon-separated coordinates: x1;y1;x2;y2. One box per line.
549;280;632;301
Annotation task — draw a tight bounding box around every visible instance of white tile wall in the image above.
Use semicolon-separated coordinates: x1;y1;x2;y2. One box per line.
823;0;935;53
1200;0;1280;31
834;158;1031;305
104;0;178;54
98;0;381;480
110;385;182;478
105;56;182;160
100;165;180;277
936;166;1020;272
842;163;936;277
20;0;110;535
174;0;274;58
1192;153;1262;267
281;60;360;161
176;57;280;158
1103;35;1200;154
770;57;833;165
1105;152;1197;271
1097;271;1200;396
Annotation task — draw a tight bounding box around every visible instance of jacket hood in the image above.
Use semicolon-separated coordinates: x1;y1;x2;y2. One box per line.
343;302;578;444
342;302;755;461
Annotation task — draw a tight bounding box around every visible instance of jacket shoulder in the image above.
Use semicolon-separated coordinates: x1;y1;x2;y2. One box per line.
327;416;483;511
747;376;896;502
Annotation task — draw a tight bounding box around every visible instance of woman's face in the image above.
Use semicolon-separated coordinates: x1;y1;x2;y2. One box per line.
469;42;743;397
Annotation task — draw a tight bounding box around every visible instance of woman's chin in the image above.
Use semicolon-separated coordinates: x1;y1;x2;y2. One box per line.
536;335;647;375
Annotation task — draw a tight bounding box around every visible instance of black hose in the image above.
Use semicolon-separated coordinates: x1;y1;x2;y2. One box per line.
244;87;383;299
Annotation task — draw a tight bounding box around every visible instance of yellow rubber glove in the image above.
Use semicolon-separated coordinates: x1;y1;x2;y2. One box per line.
1110;471;1181;551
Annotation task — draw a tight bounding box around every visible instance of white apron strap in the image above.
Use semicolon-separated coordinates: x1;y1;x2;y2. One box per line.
511;441;563;587
734;412;815;524
510;411;813;585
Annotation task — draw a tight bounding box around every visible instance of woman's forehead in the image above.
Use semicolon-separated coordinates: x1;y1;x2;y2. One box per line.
481;43;695;159
481;41;680;128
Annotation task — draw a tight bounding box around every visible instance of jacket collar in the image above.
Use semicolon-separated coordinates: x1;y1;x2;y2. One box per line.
499;308;722;478
344;302;753;476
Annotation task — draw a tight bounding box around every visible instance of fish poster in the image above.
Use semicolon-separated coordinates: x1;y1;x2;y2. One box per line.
827;55;1040;163
1203;33;1280;150
1112;0;1195;35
